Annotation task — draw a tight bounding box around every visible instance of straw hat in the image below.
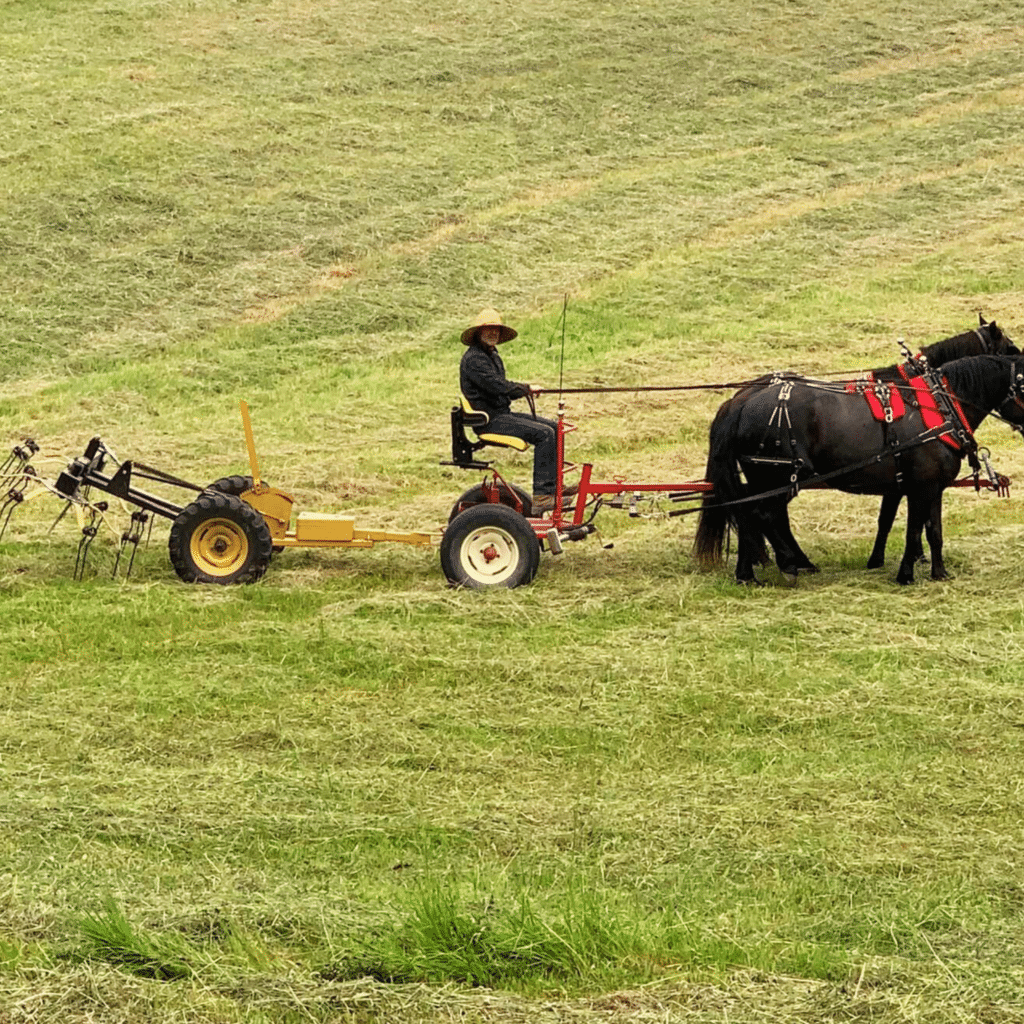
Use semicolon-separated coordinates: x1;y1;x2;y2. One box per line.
460;308;518;345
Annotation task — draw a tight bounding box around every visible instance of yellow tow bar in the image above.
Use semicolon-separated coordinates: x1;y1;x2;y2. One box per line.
237;401;435;550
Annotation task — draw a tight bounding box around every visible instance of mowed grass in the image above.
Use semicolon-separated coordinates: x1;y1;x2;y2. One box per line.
3;1;1024;1021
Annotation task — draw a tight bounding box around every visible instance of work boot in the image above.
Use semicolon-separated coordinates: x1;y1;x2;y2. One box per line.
531;489;577;515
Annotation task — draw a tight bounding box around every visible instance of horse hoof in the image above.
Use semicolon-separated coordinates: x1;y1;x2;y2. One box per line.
896;575;913;586
736;577;763;587
800;563;820;575
866;557;883;570
780;572;799;587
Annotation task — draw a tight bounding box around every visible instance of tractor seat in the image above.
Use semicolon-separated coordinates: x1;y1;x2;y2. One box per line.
442;396;530;470
459;396;530;452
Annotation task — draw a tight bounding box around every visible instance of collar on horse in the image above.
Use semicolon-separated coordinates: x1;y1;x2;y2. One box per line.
895;362;975;451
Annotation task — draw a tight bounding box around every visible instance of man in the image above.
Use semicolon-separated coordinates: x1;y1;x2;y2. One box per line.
459;308;576;515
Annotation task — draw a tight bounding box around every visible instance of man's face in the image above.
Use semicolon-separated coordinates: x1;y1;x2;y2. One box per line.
479;325;501;349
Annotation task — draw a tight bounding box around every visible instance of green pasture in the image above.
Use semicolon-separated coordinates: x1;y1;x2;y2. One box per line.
2;1;1024;1020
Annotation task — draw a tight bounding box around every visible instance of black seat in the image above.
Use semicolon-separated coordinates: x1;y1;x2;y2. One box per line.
442;396;530;470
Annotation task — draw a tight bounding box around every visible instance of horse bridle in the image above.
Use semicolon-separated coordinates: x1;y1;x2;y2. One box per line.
973;322;1017;353
999;360;1024;434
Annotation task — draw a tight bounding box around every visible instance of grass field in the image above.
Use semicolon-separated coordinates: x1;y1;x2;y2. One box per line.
3;1;1024;1021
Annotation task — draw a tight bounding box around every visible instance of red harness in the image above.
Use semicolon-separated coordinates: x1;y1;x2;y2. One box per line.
895;363;973;450
845;372;906;423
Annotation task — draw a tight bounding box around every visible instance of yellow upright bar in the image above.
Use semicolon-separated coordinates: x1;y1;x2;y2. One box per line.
239;400;262;490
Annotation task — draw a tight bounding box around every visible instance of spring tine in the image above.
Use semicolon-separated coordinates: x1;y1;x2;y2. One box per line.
113;511;148;580
74;524;98;581
72;504;107;581
73;532;88;581
0;467;25;493
0;493;22;542
49;501;74;534
125;539;138;579
130;512;148;576
125;513;147;579
0;440;39;491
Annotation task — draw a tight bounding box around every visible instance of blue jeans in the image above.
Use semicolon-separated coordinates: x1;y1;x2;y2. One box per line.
484;413;558;495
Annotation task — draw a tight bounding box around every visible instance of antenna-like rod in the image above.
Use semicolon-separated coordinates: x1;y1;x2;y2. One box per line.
558;293;568;398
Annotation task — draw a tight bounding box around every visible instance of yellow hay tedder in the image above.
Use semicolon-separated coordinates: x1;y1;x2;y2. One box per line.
0;402;434;584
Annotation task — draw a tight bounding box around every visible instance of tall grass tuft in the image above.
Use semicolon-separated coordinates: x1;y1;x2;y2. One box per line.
329;881;644;988
79;899;191;982
325;880;850;991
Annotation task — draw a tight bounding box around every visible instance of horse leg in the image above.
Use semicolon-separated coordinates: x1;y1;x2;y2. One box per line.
769;499;819;574
896;496;931;585
732;511;764;585
755;500;803;581
923;494;948;581
867;492;900;569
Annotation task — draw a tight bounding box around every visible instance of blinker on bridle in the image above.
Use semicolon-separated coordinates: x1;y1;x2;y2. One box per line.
1002;364;1024;435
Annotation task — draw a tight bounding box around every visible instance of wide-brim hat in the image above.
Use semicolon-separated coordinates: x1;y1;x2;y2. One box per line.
460;308;518;345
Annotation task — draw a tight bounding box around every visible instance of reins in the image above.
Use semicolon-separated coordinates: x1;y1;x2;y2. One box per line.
538;325;1015;398
540;363;1024;429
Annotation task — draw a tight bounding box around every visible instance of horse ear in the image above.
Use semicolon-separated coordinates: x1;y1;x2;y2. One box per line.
979;313;989;327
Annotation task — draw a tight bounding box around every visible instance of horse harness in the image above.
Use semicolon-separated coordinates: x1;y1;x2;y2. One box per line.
743;362;988;502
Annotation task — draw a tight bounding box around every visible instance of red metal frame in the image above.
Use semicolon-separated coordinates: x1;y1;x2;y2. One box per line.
536;408;711;536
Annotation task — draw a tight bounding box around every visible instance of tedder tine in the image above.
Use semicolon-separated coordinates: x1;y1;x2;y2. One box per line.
0;490;23;542
49;500;74;534
73;523;97;581
128;510;151;577
0;440;39;492
72;502;108;582
112;510;149;580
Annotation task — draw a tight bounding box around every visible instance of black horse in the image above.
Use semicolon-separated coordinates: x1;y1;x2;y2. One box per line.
712;316;1018;573
862;316;1017;566
693;353;1024;585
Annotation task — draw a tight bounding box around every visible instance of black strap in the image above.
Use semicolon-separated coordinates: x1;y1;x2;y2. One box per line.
669;423;959;518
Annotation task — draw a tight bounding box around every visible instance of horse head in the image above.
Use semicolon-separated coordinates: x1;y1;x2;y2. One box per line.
978;314;1020;356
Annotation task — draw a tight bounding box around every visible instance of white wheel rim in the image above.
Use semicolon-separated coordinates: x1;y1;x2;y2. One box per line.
458;525;522;585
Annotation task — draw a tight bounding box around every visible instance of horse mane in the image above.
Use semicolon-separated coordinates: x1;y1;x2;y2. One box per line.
922;330;988;365
940;354;1015;406
919;321;1018;366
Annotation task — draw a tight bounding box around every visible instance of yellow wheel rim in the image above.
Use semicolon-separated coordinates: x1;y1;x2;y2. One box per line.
189;517;249;577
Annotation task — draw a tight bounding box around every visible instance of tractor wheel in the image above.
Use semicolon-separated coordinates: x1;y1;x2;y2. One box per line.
207;475;255;496
448;481;533;523
168;491;273;585
207;475;285;553
440;504;540;589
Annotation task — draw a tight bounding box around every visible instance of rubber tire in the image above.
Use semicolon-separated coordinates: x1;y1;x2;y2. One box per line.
440;503;540;589
448;481;533;523
168;491;273;585
207;475;285;554
207;475;254;496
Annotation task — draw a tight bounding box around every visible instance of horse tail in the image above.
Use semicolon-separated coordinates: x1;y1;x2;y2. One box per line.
693;397;749;568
